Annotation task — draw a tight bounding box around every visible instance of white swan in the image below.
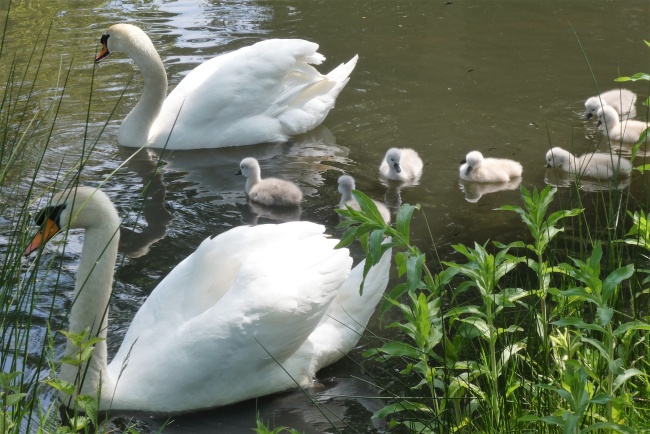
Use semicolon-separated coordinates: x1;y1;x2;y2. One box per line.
337;175;391;224
25;187;391;413
95;24;358;149
544;147;632;178
237;157;303;206
459;151;522;183
379;148;423;181
597;105;649;144
585;88;637;120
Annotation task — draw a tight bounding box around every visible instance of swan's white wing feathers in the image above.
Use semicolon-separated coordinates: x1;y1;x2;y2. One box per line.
112;222;328;364
148;39;356;149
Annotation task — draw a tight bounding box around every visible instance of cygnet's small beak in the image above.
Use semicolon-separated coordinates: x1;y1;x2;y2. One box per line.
586;112;593;120
597;119;603;127
235;169;242;175
545;163;552;168
393;162;401;173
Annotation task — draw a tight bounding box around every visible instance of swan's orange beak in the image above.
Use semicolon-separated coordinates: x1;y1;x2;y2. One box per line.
24;218;60;256
95;44;110;63
95;33;111;63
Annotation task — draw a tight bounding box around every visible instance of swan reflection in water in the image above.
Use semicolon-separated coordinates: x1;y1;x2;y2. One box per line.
544;166;631;192
116;126;349;240
458;177;522;203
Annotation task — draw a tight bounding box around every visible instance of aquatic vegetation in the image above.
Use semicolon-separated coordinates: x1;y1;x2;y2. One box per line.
337;185;650;433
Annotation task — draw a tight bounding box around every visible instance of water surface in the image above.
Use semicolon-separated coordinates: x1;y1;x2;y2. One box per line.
1;1;649;432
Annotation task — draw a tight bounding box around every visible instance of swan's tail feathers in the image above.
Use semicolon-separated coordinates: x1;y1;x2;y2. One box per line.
322;239;392;332
326;54;359;83
306;241;392;371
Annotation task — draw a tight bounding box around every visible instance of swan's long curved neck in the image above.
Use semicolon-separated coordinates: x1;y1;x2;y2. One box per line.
59;222;120;404
118;43;168;147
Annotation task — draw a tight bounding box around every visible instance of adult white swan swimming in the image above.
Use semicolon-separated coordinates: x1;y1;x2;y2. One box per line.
95;24;358;149
25;187;390;413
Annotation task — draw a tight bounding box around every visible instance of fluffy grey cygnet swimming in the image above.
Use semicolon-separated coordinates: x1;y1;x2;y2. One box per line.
379;148;424;181
545;147;632;178
585;89;637;121
597;105;649;144
237;157;303;206
337;175;391;224
459;151;523;183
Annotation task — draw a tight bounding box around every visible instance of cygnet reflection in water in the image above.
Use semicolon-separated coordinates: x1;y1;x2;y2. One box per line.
239;200;302;225
544;166;631;192
459;177;522;203
378;164;423;211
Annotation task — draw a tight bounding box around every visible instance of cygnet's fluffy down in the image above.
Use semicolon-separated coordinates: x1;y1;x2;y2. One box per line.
585;89;637;120
597;105;649;144
545;147;632;179
337;175;391;224
379;148;424;181
237;157;303;206
459;151;523;183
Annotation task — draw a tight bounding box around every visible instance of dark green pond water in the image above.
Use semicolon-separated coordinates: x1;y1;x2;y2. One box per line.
1;0;649;432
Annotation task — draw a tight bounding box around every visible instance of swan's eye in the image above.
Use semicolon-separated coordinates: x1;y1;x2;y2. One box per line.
34;204;66;226
100;34;109;45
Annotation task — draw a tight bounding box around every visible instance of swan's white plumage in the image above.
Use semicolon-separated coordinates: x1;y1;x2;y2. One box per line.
379;148;423;181
99;24;358;149
237;157;302;206
459;151;523;183
597;105;649;144
544;147;632;179
585;89;637;120
338;175;391;224
33;187;391;413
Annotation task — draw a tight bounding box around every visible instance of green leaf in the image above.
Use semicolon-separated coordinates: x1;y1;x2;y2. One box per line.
372;341;421;359
395;203;419;243
612;368;645;392
552;317;606;333
75;395;98;422
582;422;636;434
373;400;433;419
613;320;650;336
615;72;650;82
602;264;634;303
406;253;424;292
5;392;27;406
